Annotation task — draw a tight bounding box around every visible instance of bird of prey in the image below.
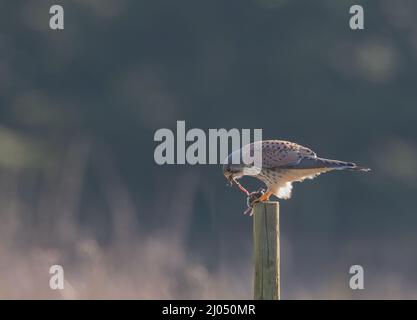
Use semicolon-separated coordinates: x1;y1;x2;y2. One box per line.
223;140;370;205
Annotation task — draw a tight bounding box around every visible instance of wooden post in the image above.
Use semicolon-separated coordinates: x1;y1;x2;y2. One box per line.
253;201;280;300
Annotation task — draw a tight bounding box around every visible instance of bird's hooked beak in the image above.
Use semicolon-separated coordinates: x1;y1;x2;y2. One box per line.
224;171;236;187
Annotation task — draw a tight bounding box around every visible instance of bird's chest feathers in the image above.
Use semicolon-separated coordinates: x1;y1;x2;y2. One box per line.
258;167;330;186
257;169;283;185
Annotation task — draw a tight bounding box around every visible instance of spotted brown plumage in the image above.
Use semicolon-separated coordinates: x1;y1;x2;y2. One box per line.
223;140;370;202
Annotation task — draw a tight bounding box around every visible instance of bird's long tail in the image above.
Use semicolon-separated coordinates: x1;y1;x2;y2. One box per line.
291;157;371;172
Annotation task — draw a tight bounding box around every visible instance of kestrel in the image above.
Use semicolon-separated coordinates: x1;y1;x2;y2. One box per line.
223;140;369;205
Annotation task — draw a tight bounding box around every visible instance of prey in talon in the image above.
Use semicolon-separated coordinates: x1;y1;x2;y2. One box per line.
243;189;265;216
225;173;265;215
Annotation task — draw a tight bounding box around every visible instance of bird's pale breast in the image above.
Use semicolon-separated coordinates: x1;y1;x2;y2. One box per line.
257;168;283;186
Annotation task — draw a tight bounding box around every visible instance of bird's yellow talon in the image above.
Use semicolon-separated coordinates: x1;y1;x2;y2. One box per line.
254;191;272;203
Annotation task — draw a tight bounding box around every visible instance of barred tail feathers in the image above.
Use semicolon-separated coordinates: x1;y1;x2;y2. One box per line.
291;156;370;172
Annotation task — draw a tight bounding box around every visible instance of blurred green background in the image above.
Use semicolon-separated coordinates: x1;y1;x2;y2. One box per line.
0;0;416;299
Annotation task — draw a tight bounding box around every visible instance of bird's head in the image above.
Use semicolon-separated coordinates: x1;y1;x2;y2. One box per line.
223;163;245;185
223;148;260;185
223;149;245;185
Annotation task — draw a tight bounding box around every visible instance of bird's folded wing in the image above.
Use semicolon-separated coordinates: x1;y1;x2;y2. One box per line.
261;140;317;169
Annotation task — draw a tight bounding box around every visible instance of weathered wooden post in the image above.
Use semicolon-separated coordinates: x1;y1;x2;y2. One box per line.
253;201;280;300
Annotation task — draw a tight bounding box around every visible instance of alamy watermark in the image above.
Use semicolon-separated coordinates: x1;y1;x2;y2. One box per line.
49;264;64;290
49;5;64;30
349;5;364;30
153;121;263;170
349;265;364;290
48;4;364;32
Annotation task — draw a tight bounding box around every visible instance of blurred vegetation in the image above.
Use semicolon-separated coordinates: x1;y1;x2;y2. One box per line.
0;0;417;298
